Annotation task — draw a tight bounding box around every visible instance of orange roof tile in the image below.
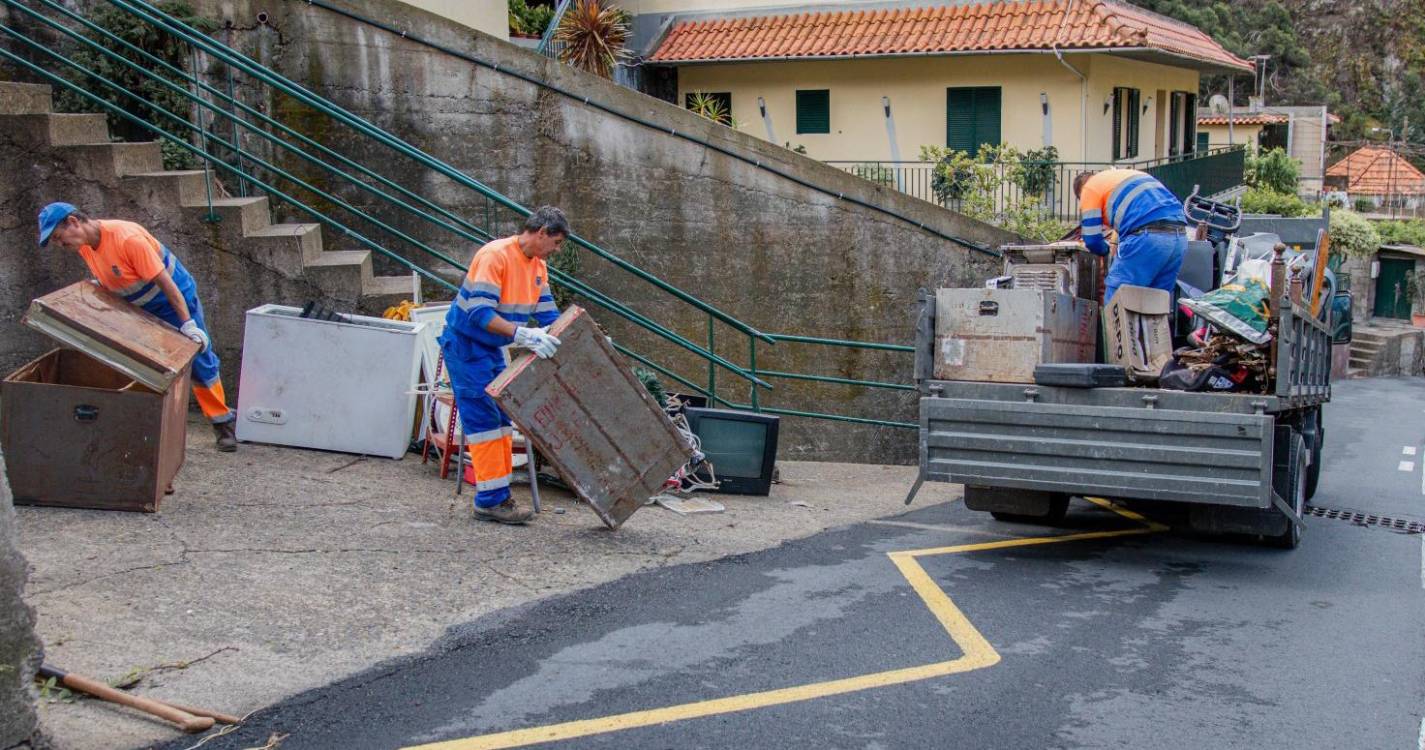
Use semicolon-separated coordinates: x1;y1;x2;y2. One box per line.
1327;146;1425;195
648;0;1254;72
1197;113;1288;126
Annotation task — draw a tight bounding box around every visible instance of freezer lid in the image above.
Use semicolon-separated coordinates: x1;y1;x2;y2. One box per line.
22;281;199;392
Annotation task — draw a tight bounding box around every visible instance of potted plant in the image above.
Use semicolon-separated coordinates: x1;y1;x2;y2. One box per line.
1411;269;1425;328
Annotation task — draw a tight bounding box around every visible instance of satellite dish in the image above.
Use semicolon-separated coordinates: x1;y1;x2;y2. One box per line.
1209;94;1231;115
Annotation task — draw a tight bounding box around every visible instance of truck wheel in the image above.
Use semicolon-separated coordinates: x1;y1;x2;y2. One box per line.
1267;433;1307;549
990;494;1070;524
1302;409;1323;500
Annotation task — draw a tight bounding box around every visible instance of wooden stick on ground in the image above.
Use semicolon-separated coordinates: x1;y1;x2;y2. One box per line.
38;664;215;733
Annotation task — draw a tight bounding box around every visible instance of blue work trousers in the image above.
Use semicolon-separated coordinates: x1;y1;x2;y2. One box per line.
1104;230;1187;304
442;342;513;509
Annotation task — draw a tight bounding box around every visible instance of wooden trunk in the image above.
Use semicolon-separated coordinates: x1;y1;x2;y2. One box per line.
487;307;694;529
2;349;189;512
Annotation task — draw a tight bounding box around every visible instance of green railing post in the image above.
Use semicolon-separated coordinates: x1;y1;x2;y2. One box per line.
190;46;219;223
748;336;759;411
706;314;716;403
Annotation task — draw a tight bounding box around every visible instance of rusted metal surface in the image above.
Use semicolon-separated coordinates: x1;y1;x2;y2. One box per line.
22;281;198;392
2;349;189;512
933;289;1098;383
487;306;694;529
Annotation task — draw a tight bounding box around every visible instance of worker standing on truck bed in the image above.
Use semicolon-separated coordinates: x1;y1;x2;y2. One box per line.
38;202;237;452
442;206;565;525
1073;170;1187;303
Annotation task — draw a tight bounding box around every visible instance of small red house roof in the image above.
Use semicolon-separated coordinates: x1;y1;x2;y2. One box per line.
1327;146;1425;195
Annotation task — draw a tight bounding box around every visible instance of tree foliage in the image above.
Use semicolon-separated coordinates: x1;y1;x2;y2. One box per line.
1239;187;1315;217
50;1;218;170
1329;210;1381;259
917;144;1072;242
1132;0;1425;159
1244;147;1300;194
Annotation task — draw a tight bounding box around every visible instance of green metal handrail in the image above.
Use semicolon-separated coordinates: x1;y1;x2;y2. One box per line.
4;0;768;391
2;0;929;432
110;0;775;346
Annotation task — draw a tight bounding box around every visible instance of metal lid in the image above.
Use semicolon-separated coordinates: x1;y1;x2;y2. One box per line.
22;281;199;392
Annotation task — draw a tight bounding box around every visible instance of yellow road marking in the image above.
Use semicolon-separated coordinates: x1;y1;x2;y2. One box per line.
404;500;1158;750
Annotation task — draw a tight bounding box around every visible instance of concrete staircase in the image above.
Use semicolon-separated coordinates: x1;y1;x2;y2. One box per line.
0;80;412;307
1347;321;1425;378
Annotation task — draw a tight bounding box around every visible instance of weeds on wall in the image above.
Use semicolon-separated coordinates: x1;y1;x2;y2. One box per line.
553;0;629;79
916;143;1072;242
50;1;218;170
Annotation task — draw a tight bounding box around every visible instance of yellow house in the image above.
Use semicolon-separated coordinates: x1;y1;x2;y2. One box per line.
398;0;508;40
642;0;1252;166
1198;106;1336;195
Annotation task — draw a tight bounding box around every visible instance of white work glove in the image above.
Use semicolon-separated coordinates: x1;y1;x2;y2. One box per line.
513;326;560;359
180;319;211;353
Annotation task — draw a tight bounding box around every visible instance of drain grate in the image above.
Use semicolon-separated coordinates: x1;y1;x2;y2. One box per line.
1305;505;1425;534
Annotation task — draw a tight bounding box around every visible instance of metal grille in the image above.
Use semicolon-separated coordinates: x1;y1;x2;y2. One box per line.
1305;505;1425;534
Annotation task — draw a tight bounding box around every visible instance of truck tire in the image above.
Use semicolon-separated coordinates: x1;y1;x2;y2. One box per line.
990;495;1070;524
966;486;1070;524
1267;432;1307;549
1302;408;1323;501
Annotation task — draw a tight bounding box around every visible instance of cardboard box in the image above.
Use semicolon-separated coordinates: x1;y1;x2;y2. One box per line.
1103;285;1173;381
487;306;694;529
933;288;1099;383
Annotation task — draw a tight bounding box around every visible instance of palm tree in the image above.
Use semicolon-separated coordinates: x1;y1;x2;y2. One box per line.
554;0;629;79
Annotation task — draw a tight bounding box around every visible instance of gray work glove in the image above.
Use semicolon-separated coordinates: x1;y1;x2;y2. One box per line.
513;325;560;359
180;319;211;353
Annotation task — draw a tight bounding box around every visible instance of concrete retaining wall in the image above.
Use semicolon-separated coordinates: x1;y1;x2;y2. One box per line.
0;461;45;750
5;0;1010;463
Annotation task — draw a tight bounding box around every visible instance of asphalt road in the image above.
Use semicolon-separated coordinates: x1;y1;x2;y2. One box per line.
162;378;1425;750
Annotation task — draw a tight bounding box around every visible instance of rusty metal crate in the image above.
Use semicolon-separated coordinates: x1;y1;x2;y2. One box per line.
487;306;694;529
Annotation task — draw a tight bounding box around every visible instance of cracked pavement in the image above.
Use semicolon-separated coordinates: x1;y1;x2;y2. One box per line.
12;415;926;750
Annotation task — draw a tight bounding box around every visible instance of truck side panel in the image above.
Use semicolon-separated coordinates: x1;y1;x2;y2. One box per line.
921;397;1274;508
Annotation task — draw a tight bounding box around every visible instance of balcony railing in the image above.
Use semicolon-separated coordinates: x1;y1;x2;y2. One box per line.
827;146;1246;224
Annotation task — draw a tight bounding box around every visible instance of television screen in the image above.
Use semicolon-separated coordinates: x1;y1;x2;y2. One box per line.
684;407;779;496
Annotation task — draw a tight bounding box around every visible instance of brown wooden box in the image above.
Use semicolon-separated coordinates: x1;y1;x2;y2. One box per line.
3;281;198;512
487;306;694;529
2;348;189;512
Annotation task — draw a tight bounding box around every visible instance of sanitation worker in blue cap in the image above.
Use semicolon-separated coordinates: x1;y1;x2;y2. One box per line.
38;202;237;452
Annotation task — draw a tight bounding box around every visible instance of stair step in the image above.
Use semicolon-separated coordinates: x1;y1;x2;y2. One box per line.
363;274;417;298
1350;344;1382;355
242;223;323;275
61;141;163;180
124;170;208;207
0;81;53;115
1347;369;1368;378
305;250;373;301
3;113;111;146
199;196;272;235
248;223;324;265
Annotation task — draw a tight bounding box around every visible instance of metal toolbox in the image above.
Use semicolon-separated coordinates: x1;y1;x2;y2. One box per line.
933;288;1098;383
2;282;198;512
235;304;425;459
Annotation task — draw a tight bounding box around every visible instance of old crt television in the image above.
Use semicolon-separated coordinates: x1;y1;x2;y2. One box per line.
683;407;779;496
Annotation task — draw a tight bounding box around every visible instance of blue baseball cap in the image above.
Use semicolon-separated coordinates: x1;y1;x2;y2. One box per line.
38;202;78;247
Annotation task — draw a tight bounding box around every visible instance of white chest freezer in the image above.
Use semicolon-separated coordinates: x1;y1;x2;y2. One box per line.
236;304;425;459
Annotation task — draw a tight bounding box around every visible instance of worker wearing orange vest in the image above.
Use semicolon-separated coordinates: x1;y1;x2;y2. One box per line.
1073;169;1188;303
38;203;237;452
442;206;565;525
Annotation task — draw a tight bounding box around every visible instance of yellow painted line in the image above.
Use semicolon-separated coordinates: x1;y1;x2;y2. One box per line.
404;500;1160;750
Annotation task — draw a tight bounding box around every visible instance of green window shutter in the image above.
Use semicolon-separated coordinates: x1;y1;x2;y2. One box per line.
796;90;830;134
1127;88;1140;158
1112;88;1125;160
1183;93;1198;155
946;87;1001;154
1196;132;1210;152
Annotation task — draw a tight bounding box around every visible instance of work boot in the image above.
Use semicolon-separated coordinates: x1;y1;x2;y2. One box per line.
473;498;533;525
213;421;237;452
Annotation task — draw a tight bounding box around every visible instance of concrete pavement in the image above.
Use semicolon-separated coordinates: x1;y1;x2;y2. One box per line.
155;377;1425;750
13;426;925;750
